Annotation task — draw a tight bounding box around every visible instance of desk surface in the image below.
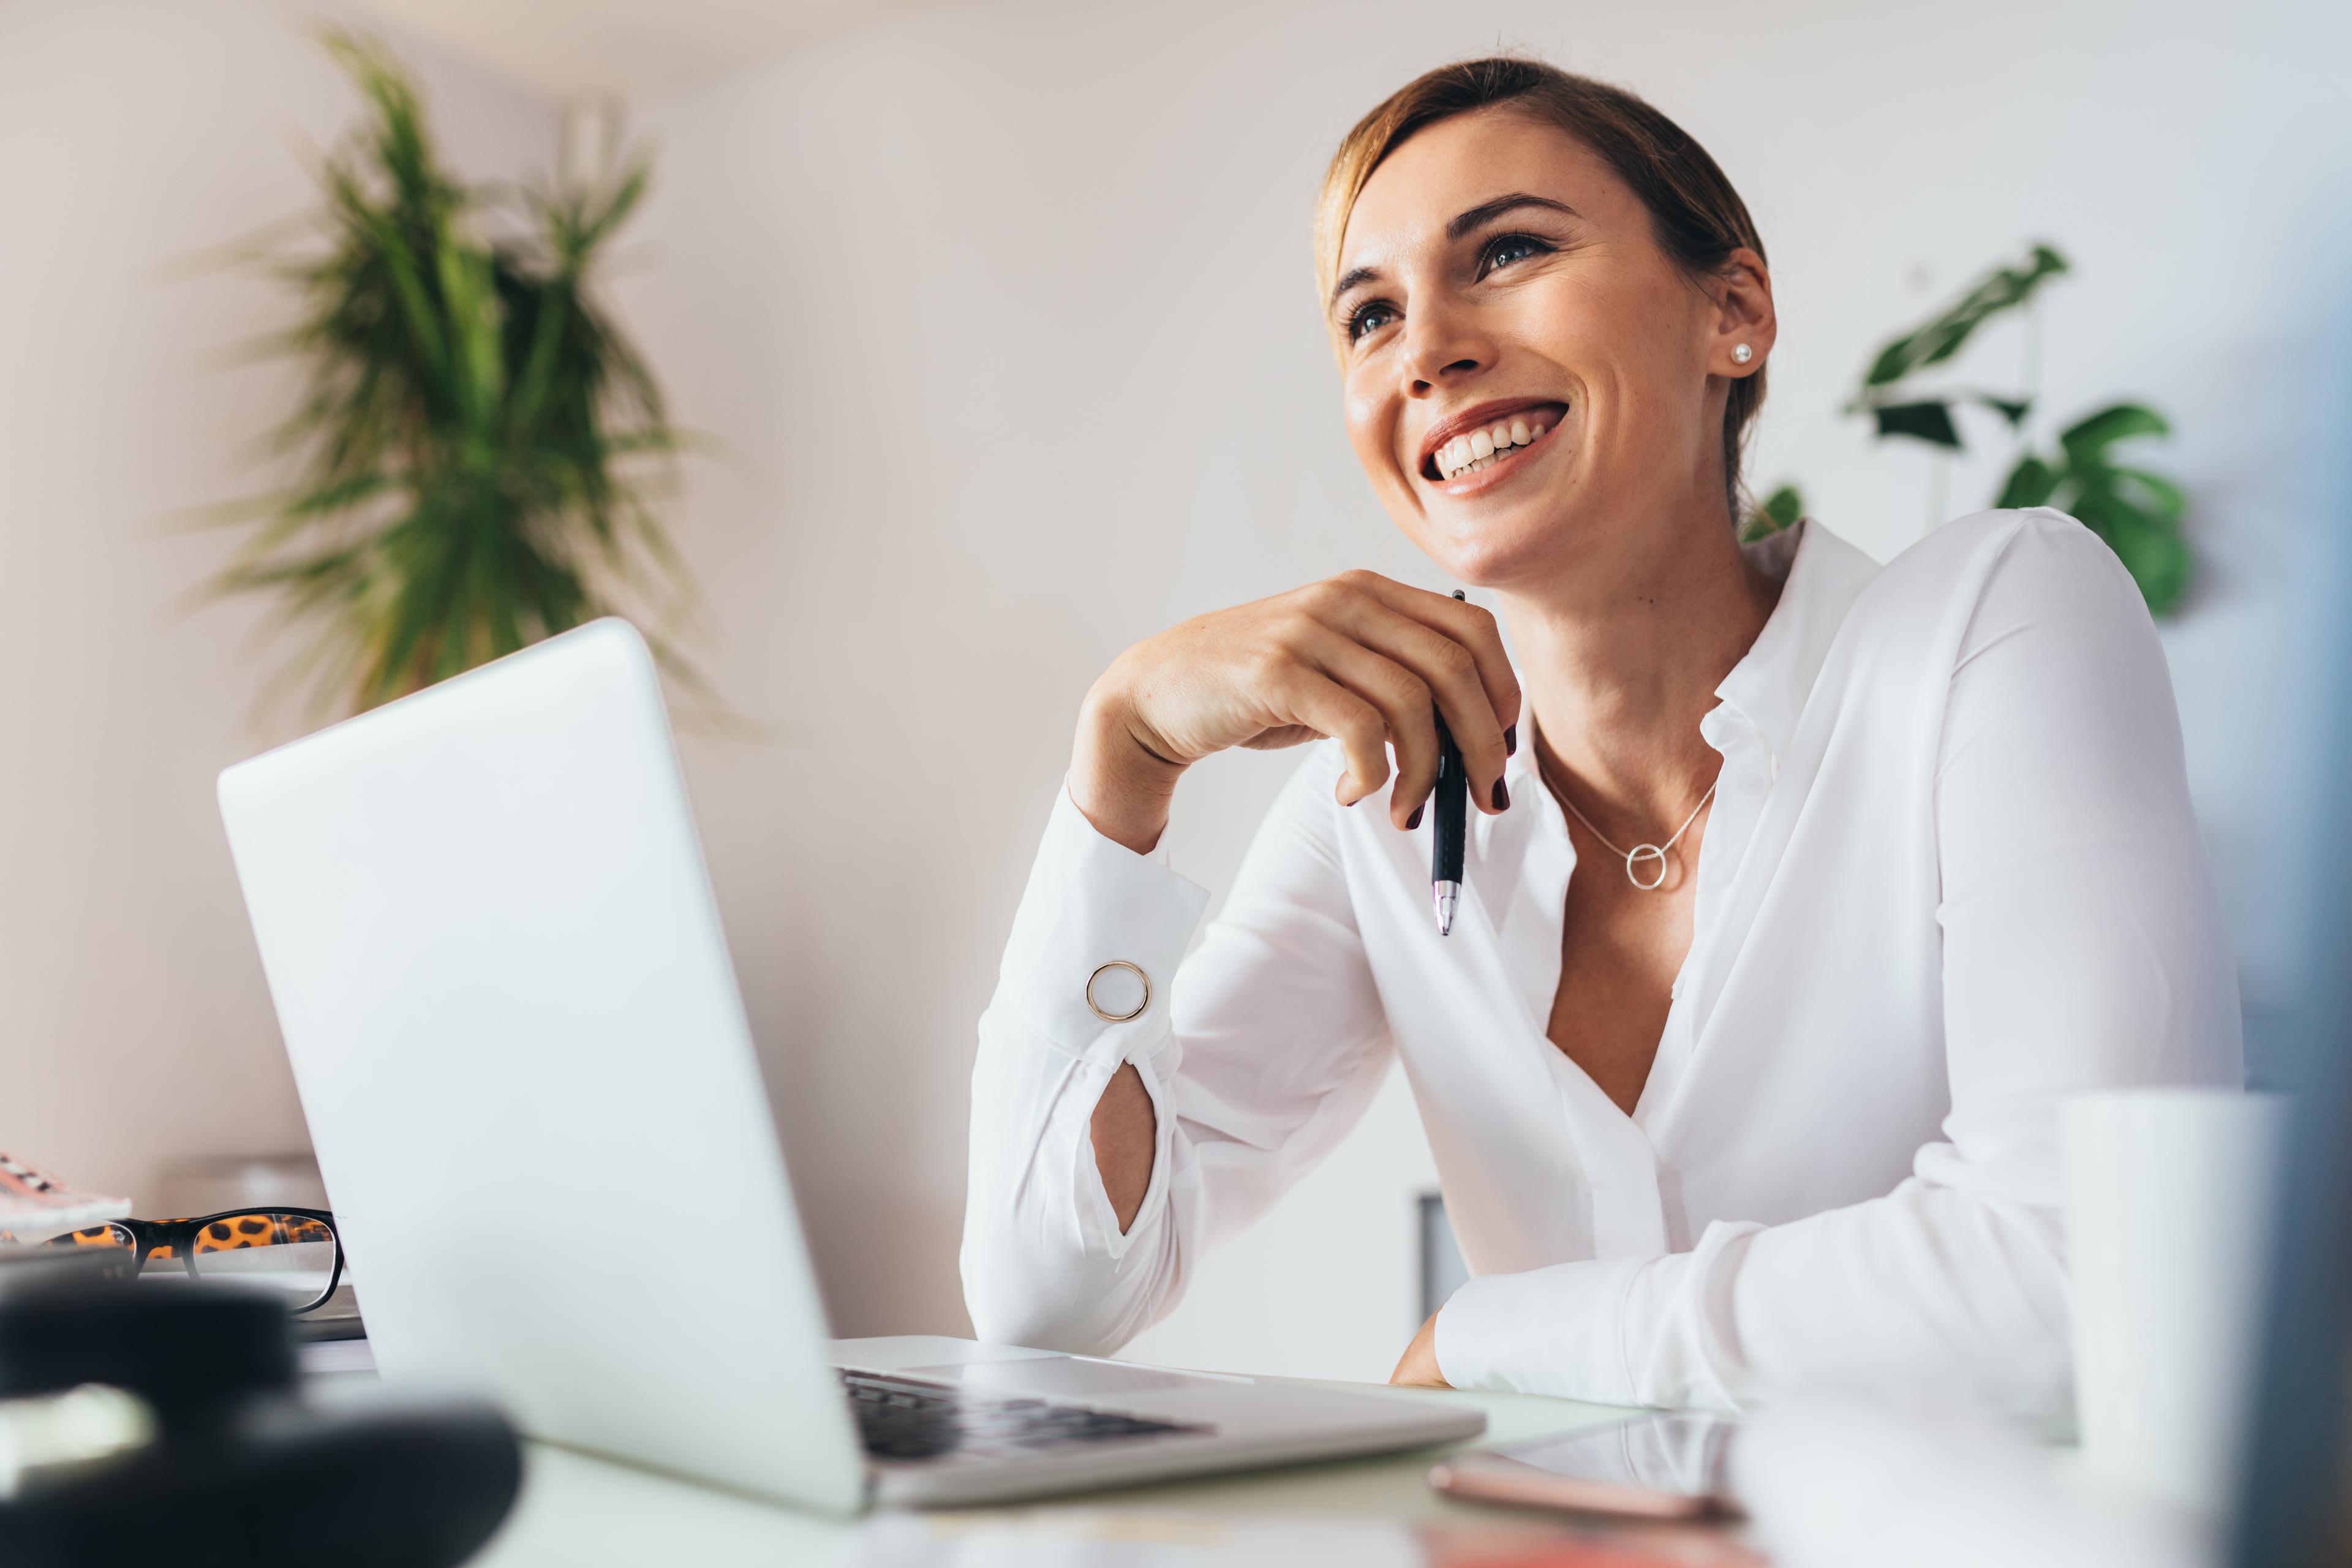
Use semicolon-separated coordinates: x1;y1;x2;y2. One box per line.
466;1376;1655;1567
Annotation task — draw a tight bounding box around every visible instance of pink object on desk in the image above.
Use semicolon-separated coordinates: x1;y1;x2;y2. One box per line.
0;1150;130;1243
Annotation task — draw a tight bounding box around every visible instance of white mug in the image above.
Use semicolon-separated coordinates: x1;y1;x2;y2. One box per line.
2061;1087;2285;1517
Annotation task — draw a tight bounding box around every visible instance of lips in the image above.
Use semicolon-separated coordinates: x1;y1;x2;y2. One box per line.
1419;399;1569;483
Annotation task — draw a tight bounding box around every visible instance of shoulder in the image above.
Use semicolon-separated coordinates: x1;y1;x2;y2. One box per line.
1834;508;2150;665
1794;510;2163;756
1868;508;2144;621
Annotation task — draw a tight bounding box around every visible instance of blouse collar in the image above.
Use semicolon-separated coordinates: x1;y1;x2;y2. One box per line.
1501;516;1883;789
1708;518;1882;764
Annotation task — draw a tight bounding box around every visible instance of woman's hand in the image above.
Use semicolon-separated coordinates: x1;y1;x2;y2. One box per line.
1072;571;1521;854
1390;1311;1450;1387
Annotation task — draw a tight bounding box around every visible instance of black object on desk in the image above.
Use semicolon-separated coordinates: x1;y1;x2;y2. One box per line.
0;1270;519;1568
1431;589;1471;936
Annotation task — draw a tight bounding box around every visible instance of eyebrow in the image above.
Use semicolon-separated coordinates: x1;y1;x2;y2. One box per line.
1329;264;1382;308
1446;193;1580;241
1328;194;1583;309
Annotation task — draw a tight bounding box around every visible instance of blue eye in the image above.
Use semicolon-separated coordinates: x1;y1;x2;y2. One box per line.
1347;302;1398;342
1480;233;1553;277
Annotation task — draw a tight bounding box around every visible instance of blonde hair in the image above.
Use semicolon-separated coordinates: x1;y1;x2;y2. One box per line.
1316;58;1768;521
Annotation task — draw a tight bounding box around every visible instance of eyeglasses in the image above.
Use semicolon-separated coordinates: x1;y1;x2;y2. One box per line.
41;1208;345;1315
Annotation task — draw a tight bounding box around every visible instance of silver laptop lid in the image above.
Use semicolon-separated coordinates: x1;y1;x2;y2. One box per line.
219;619;864;1515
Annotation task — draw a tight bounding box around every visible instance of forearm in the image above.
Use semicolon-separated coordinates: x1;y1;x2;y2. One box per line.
958;779;1208;1351
962;745;1390;1353
962;998;1188;1353
1069;677;1183;856
1436;1177;2072;1423
1090;1061;1156;1233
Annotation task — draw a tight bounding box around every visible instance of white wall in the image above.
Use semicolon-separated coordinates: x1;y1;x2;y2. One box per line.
615;0;2352;1376
0;2;554;1206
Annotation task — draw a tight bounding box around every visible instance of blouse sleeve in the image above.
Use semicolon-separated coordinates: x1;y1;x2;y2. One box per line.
1434;513;2244;1425
960;742;1395;1354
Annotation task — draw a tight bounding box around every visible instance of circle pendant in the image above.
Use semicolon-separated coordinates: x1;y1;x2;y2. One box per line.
1625;845;1668;891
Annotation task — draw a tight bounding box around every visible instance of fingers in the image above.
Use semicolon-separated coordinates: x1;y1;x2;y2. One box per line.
1298;628;1440;828
1308;575;1517;813
1335;571;1520;725
1118;570;1518;832
1264;662;1392;807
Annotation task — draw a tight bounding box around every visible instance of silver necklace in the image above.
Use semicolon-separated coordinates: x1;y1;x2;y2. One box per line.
1546;772;1717;891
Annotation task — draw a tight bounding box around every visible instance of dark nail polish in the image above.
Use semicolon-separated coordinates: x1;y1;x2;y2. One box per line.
1491;778;1510;811
1404;804;1424;831
1504;725;1518;757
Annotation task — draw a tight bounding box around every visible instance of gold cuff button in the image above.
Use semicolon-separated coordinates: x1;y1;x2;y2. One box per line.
1085;960;1151;1023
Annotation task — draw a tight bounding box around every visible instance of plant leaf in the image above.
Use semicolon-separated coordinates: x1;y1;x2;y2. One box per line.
2089;497;2192;616
209;30;711;718
1739;483;1804;543
1863;244;2069;389
2114;466;2188;523
2064;467;2193;616
1996;454;2061;510
1972;393;2033;429
1873;401;1963;449
2059;402;2169;463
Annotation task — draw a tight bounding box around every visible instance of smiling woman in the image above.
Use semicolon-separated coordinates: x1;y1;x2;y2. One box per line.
1315;62;1768;524
960;57;2241;1423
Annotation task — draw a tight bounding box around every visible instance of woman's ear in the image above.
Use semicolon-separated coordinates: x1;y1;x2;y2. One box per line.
1710;247;1776;378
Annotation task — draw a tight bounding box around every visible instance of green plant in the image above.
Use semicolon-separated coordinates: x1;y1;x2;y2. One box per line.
1842;243;2191;614
1740;483;1804;544
1849;244;2068;449
1992;404;2190;614
219;33;695;714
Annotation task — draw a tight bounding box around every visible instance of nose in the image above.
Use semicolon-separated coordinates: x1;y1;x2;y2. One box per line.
1399;296;1492;399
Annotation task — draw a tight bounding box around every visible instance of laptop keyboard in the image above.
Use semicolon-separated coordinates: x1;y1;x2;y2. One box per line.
842;1371;1208;1463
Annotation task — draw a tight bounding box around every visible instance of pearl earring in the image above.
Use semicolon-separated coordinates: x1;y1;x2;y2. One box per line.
1732;343;1754;364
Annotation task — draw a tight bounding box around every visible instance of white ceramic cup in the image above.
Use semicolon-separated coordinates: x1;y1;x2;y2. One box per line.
2062;1087;2285;1517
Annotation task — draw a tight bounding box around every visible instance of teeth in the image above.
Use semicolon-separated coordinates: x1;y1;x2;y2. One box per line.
1434;412;1554;480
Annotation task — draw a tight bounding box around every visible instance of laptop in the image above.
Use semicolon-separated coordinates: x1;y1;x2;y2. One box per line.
216;618;1483;1514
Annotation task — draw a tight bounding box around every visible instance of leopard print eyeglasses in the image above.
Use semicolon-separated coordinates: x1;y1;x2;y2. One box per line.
43;1208;344;1315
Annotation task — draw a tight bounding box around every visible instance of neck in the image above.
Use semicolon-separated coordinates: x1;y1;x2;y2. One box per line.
1494;500;1781;831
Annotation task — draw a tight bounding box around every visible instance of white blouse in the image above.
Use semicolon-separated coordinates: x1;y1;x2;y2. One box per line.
960;511;2242;1425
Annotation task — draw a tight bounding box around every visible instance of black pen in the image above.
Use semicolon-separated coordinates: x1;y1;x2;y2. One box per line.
1431;589;1469;935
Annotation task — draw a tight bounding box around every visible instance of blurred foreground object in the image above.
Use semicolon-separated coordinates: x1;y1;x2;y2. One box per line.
1733;1398;2207;1568
2065;1091;2286;1518
217;31;696;715
0;1272;519;1567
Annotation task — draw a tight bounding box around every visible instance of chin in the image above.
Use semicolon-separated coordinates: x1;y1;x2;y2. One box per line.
1404;506;1578;590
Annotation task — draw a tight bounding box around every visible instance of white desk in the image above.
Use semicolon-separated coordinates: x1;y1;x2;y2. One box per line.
460;1365;1648;1567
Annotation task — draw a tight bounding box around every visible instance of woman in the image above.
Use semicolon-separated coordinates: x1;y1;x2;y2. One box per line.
960;58;2239;1424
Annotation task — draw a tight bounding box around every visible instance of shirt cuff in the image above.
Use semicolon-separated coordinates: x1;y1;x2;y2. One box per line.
995;780;1211;1059
1434;1256;1653;1404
